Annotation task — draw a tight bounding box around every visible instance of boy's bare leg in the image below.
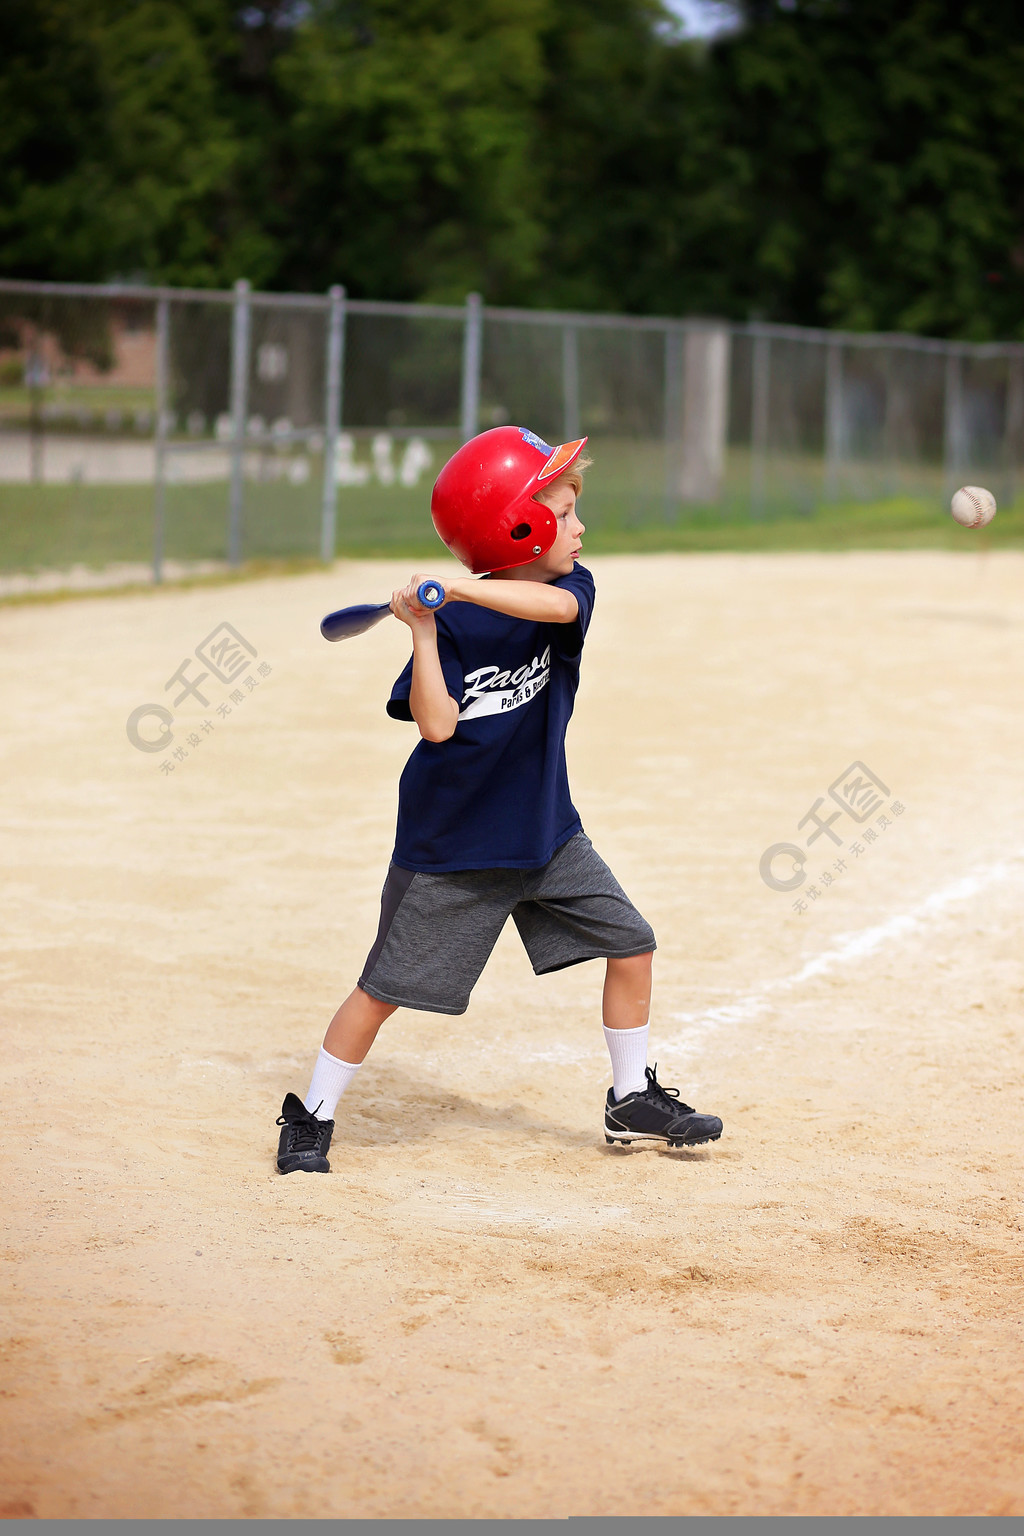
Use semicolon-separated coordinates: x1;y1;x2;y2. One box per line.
602;951;653;1031
323;985;397;1063
600;949;722;1144
601;952;653;1103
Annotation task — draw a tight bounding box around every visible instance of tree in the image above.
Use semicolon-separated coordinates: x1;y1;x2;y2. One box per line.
0;0;274;287
2;0;1022;338
697;0;1024;337
522;0;1024;337
524;0;735;314
273;0;550;301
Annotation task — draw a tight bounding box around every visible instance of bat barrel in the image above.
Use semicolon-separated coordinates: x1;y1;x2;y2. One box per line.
320;581;445;643
320;601;390;641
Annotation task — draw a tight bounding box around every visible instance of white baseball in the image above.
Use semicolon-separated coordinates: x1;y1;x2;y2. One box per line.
950;485;996;528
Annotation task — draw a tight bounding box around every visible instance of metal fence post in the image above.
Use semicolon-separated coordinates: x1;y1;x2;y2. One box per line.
678;323;731;506
320;285;346;563
152;296;170;583
943;347;964;502
460;292;482;442
663;325;684;519
228;278;251;566
824;339;844;502
562;325;580;441
1004;349;1024;509
750;329;770;519
26;332;47;484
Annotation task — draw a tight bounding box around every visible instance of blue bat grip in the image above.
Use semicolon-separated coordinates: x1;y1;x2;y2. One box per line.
416;580;445;609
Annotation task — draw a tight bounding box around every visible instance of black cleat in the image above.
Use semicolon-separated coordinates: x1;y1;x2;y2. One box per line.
604;1065;723;1149
276;1092;334;1174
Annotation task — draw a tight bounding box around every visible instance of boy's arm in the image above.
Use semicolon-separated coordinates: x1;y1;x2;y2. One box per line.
392;583;459;742
444;576;578;624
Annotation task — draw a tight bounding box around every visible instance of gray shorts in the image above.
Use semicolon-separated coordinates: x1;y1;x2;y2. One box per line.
358;832;656;1015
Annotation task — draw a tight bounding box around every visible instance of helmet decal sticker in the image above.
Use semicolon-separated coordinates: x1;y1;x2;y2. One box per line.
517;428;554;455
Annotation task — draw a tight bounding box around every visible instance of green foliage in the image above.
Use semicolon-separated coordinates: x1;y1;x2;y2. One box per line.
519;0;1024;335
0;0;274;286
526;1;739;312
273;0;550;300
1;0;1023;337
699;0;1024;338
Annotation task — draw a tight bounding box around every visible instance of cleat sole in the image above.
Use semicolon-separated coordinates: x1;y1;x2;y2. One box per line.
605;1126;723;1150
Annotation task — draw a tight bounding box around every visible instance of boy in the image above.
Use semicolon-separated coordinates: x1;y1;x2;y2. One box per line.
276;426;723;1173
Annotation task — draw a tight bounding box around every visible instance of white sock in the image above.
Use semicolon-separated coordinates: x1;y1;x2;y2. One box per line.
304;1046;361;1120
603;1023;649;1101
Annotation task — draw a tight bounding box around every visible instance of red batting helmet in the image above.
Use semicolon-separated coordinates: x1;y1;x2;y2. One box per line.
430;426;588;575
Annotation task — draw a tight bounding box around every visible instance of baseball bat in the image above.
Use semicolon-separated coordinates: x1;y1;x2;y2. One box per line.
320;579;445;642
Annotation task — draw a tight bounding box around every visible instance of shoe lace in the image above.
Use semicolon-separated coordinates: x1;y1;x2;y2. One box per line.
276;1106;326;1152
644;1064;694;1115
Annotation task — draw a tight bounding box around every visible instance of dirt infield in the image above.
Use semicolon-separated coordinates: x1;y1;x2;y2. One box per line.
2;550;1023;1519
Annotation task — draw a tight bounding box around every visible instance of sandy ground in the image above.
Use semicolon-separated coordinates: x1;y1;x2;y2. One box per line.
1;550;1023;1519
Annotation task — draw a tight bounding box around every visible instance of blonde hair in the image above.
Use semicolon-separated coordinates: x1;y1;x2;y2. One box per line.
532;452;593;504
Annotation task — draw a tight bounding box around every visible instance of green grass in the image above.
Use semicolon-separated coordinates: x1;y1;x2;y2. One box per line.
0;477;323;570
0;483;155;569
2;474;1022;580
329;488;1024;558
579;495;1024;554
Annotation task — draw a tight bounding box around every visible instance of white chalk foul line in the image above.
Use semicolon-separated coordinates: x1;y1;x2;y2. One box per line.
665;850;1024;1046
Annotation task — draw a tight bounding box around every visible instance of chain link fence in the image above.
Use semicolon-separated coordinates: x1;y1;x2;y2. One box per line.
1;276;1021;582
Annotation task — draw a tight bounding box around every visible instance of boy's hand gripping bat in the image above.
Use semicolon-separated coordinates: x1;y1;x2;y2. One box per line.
320;580;445;642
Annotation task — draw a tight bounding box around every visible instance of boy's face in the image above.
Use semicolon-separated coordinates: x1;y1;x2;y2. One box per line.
525;482;585;580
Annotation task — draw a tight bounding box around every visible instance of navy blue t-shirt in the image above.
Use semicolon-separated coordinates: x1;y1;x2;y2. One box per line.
386;562;595;871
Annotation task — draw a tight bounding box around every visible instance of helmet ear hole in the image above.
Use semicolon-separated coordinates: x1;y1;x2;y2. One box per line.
509;522;532;541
